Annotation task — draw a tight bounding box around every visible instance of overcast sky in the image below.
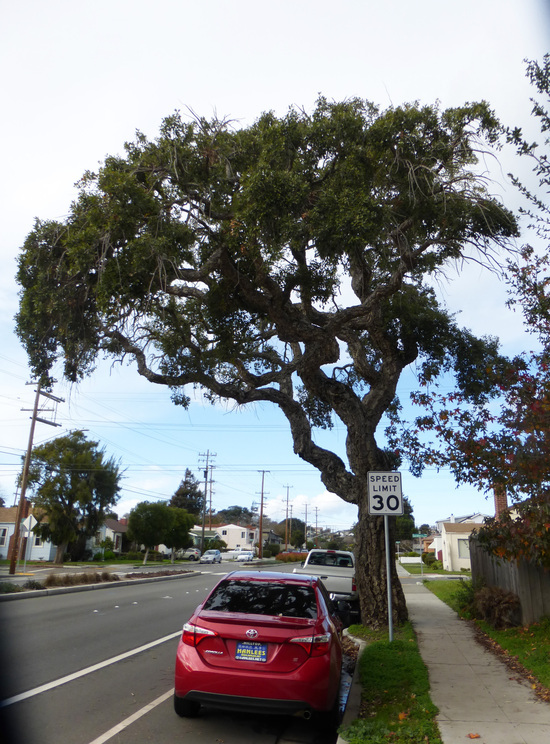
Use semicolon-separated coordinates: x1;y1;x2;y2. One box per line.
1;0;549;531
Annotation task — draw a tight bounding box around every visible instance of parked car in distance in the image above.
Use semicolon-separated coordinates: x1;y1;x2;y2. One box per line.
236;550;254;561
174;570;345;723
181;547;201;561
200;549;222;564
293;549;357;607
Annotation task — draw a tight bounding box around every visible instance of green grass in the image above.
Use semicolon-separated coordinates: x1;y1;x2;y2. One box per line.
425;580;550;690
423;578;473;613
340;622;442;744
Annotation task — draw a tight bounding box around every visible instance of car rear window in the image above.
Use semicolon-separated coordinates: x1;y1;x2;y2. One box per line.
203;580;318;619
307;551;353;567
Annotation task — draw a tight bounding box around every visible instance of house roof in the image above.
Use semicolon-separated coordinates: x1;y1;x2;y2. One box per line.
442;521;480;534
0;506;18;523
438;513;488;524
190;528;220;537
0;505;47;524
104;518;128;533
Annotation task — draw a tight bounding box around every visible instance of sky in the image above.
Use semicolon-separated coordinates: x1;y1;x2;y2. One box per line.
1;0;549;533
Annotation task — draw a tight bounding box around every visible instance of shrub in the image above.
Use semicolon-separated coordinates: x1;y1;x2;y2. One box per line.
431;560;443;570
422;552;437;566
104;550;116;560
473;585;521;629
275;551;308;563
23;580;44;590
0;582;23;594
93;552;103;561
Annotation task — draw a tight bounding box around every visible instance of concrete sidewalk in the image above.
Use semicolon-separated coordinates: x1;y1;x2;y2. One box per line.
403;579;550;744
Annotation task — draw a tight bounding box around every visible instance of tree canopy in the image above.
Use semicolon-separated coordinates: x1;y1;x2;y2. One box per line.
387;57;550;568
15;96;517;625
127;501;195;563
170;468;204;517
26;430;121;563
213;505;254;526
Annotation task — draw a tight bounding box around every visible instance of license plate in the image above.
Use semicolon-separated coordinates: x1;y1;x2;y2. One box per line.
235;641;267;663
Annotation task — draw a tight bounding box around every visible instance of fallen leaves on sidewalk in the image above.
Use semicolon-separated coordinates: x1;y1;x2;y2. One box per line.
471;623;550;703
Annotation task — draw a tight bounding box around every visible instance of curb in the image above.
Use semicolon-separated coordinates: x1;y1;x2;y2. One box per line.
0;570;201;601
337;631;367;743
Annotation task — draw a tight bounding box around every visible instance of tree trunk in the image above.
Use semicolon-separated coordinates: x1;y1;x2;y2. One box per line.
355;499;408;628
142;547;149;565
54;542;67;564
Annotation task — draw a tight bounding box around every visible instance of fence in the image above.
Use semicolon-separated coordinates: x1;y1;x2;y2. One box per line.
469;539;550;625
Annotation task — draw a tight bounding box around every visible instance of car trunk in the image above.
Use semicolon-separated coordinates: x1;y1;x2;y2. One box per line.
192;612;320;673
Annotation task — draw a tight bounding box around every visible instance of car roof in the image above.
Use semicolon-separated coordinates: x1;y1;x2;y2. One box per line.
223;570;317;587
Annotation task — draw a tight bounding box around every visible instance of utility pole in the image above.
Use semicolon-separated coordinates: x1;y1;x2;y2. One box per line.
289;505;293;549
9;383;63;575
313;506;320;546
304;502;308;550
199;450;216;553
257;470;269;559
208;464;215;531
284;485;292;551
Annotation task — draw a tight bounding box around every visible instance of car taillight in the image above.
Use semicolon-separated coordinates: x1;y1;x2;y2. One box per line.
352;577;357;593
182;622;218;647
290;633;331;657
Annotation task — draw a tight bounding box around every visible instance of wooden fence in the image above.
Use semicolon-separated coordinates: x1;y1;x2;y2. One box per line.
469;539;550;625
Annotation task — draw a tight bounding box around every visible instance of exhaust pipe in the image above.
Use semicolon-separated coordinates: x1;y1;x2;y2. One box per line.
298;709;312;720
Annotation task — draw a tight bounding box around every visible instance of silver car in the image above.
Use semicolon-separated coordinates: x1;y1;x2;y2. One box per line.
181;547;201;561
200;549;222;564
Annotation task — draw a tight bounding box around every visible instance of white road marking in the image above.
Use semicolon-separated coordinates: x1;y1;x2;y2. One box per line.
0;631;181;708
86;688;174;744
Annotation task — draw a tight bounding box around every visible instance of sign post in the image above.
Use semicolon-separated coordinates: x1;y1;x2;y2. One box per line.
367;472;403;642
21;515;37;574
413;533;428;577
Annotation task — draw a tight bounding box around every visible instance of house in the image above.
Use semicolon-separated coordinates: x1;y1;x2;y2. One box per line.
439;521;480;572
262;529;283;546
434;513;488;534
89;517;129;555
0;501;56;562
206;523;259;551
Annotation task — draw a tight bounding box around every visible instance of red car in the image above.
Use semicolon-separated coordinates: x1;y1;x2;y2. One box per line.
174;570;345;722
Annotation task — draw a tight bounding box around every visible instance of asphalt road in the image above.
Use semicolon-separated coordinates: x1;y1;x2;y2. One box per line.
0;563;338;744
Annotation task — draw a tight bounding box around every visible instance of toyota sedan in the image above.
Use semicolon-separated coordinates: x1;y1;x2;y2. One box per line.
174;570;344;723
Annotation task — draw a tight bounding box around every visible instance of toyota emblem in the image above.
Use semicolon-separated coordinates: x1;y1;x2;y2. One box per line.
246;629;258;638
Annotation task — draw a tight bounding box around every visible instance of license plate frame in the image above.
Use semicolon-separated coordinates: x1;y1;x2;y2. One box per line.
235;641;267;663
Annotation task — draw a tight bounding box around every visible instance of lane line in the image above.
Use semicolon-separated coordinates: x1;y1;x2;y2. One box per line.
0;631;181;708
87;688;174;744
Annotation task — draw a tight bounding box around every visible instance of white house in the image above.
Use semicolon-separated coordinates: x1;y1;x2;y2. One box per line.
439;521;480;572
208;523;259;551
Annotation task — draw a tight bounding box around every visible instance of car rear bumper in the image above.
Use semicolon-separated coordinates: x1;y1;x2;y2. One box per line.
175;647;339;713
175;690;315;717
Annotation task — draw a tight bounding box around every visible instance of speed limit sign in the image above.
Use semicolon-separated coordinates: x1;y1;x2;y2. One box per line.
367;471;403;515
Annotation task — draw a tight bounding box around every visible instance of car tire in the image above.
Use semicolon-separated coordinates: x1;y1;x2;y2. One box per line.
174;694;200;718
316;687;341;729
